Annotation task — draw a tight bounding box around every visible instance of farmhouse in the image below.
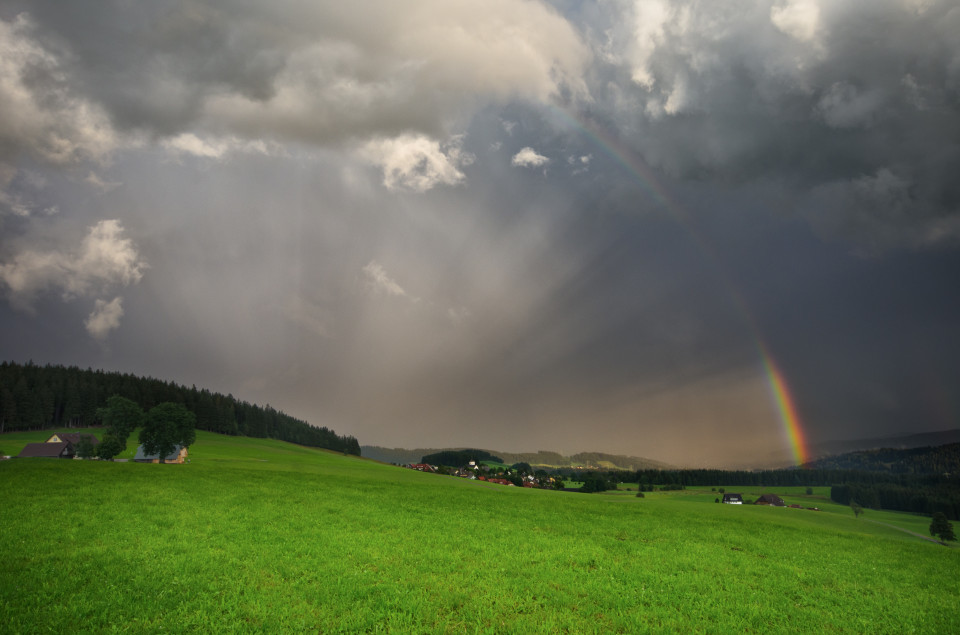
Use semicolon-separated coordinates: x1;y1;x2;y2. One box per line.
721;493;744;504
18;441;74;459
755;494;787;507
134;445;188;464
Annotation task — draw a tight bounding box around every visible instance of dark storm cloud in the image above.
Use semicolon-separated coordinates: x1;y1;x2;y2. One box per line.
582;0;960;249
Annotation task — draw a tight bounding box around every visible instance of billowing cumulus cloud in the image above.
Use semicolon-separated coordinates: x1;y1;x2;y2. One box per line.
362;135;472;192
511;147;550;168
0;219;145;311
1;1;588;150
0;14;118;167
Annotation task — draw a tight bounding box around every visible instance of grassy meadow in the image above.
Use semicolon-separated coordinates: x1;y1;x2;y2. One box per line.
2;430;958;633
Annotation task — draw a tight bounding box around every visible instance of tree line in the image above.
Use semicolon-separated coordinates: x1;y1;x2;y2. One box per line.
0;361;359;455
631;467;956;488
555;466;960;517
831;483;960;521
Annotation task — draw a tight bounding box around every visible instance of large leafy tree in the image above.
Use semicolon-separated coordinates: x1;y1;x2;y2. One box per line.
96;395;143;460
140;402;196;463
929;512;956;544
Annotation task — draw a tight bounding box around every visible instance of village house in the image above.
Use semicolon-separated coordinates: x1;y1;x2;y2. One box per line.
721;493;744;504
134;444;188;464
407;463;437;473
755;494;787;507
18;441;75;459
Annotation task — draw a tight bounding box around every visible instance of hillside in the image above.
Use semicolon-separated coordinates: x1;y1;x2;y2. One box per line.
0;361;358;454
803;442;960;474
361;445;673;470
755;428;960;468
3;430;958;632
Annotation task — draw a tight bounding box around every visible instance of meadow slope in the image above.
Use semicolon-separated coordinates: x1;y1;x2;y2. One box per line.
2;430;958;633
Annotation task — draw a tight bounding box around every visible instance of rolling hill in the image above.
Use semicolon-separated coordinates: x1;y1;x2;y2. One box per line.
3;429;958;632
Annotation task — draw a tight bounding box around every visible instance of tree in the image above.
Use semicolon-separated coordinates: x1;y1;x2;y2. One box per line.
75;435;96;459
96;395;143;460
140;402;196;463
581;477;611;493
805;487;814;495
851;501;864;518
96;435;126;461
929;512;956;544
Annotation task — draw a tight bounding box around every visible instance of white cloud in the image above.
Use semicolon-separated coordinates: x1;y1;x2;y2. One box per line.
569;154;592;175
361;134;473;192
770;0;821;43
621;0;672;88
362;260;411;298
85;296;124;340
0;219;146;309
511;147;550;168
162;133;271;159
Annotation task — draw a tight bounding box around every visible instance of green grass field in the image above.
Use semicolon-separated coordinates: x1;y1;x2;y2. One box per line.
2;430;958;633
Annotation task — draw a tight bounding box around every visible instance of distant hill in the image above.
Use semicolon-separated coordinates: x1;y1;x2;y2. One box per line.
0;360;359;455
802;442;960;474
755;428;960;468
361;446;673;470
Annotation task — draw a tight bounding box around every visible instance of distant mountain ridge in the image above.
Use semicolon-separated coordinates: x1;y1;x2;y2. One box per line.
360;446;673;470
365;428;960;471
755;428;960;469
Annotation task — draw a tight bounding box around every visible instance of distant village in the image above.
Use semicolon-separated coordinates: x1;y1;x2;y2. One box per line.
405;460;565;490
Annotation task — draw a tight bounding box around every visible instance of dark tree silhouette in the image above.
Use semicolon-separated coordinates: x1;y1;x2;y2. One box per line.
140;403;196;463
929;512;956;544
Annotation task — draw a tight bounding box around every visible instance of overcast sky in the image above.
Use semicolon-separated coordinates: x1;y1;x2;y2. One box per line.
1;0;958;467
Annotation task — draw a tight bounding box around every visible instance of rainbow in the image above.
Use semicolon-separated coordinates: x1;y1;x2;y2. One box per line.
757;343;810;465
549;105;811;466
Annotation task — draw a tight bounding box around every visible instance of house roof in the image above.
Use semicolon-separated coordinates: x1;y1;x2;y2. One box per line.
47;433;100;445
721;493;743;501
134;444;184;461
18;441;73;458
755;494;787;506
